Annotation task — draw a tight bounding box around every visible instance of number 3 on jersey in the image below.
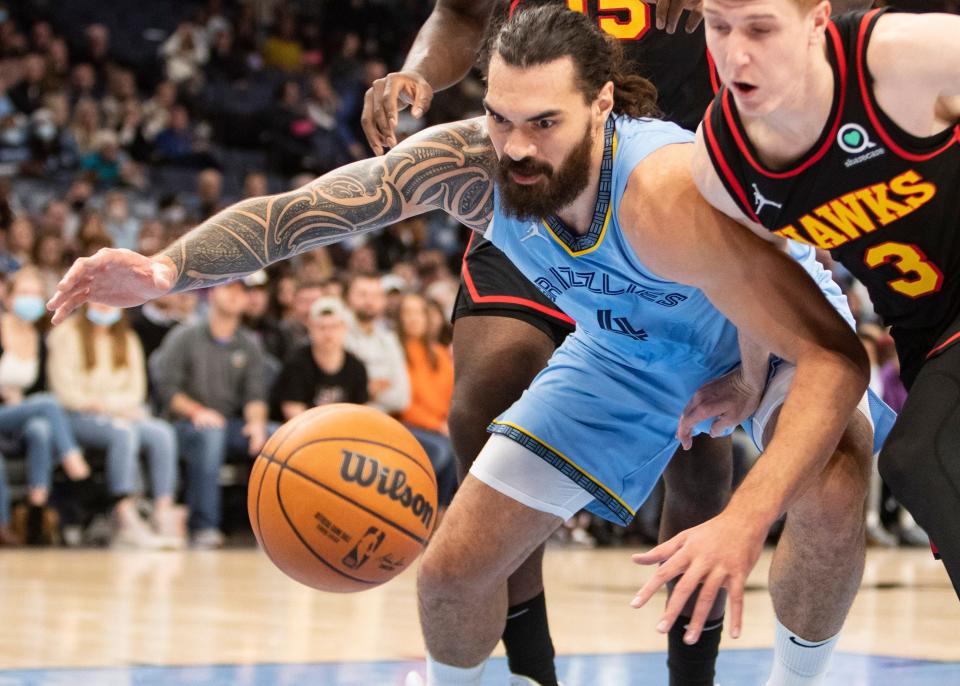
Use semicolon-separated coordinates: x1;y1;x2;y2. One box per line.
864;242;943;299
566;0;651;40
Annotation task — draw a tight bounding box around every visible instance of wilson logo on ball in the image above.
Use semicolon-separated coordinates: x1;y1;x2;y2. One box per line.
339;450;435;528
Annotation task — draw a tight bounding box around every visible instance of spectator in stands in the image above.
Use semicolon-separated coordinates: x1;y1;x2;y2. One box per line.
280;279;326;350
426;296;453;347
31;229;66;296
29;21;54;54
344;273;410;415
152;281;273;548
69;97;101;155
78;24;112;83
39;198;73;237
47;302;183;548
69;65;99;105
80;129;143;188
10;52;48;115
24;98;78;178
153;104;216;168
115;98;150;162
101;68;137;129
76;210;110;251
160;22;209;88
190;168;225;220
0;266;90;544
131;292;197;370
136;218;167;256
268;80;314;175
261;13;303;73
7;215;33;269
207;28;249;84
270;296;368;422
242;170;268;198
103;191;140;250
395;292;456;506
46;38;70;87
141;81;176;142
243;270;288;363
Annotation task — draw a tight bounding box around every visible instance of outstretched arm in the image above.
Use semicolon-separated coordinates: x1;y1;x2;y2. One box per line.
622;143;869;642
48;118;494;323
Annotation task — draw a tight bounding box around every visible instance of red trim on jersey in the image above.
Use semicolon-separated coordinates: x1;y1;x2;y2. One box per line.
927;330;960;359
460;232;577;325
856;9;960;162
722;23;847;180
703;101;763;224
706;49;720;95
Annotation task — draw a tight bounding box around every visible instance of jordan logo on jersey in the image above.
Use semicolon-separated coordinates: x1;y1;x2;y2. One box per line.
752;184;783;216
521;223;548;243
597;309;648;341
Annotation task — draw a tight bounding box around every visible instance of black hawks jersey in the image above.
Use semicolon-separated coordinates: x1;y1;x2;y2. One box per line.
498;0;715;131
703;8;960;387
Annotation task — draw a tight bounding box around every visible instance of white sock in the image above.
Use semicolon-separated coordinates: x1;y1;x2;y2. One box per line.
766;618;839;686
426;653;486;686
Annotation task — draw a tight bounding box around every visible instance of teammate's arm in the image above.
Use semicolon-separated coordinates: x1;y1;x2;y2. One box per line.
621;143;869;642
47;119;495;323
362;0;494;155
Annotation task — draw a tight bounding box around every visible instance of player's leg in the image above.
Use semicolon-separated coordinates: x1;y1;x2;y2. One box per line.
661;435;733;686
757;377;873;686
417;468;573;682
447;237;572;686
448;313;561;684
879;342;960;597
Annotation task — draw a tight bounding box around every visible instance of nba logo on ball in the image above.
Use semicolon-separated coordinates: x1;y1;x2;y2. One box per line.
247;404;438;592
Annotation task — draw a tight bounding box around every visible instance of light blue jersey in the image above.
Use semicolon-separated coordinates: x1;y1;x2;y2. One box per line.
481;115;891;525
486;116;740;377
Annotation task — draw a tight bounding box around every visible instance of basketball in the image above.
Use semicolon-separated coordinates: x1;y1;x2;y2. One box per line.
247;403;438;593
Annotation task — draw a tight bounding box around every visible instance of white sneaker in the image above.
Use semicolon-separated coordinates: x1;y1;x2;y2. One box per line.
191;528;225;550
111;513;165;550
152;506;188;550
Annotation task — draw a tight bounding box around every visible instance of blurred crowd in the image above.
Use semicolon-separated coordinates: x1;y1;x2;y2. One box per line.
0;0;931;550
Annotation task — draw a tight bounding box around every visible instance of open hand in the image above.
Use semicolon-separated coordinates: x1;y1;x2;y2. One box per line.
47;249;175;325
630;513;766;644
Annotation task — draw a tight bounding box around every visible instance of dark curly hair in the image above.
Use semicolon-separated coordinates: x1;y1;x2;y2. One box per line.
480;3;660;119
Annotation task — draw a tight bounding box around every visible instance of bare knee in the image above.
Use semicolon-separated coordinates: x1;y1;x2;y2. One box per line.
418;539;483;605
791;417;872;533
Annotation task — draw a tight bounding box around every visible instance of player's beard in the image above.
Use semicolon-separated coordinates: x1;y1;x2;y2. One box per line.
495;122;595;220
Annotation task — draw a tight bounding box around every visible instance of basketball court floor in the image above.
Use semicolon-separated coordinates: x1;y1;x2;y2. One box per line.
0;545;957;685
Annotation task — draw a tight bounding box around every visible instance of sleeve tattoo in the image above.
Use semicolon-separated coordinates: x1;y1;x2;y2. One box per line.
162;119;494;292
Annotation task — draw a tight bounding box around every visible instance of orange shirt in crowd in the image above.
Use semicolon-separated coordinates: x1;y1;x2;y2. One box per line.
399;340;453;433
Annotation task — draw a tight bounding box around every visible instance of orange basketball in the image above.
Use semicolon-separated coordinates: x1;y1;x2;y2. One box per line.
247;403;438;593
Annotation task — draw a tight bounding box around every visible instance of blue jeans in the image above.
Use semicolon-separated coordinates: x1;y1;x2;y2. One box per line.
407;426;457;507
0;394;79;490
69;413;178;498
175;418;279;532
